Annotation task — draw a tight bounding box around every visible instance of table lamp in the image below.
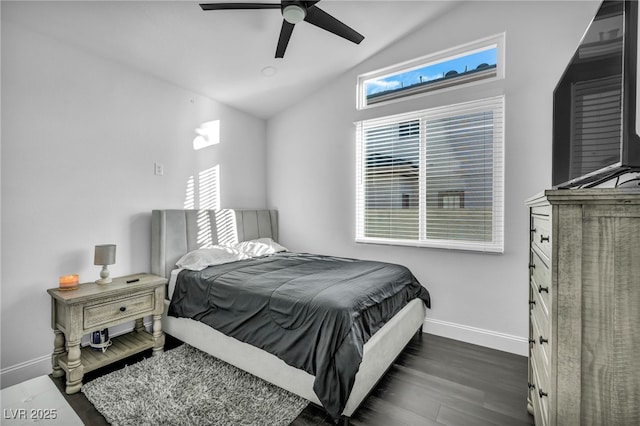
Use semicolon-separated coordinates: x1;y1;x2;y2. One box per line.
94;244;116;284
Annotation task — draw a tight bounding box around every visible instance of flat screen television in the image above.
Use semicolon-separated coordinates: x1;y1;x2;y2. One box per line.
553;0;640;188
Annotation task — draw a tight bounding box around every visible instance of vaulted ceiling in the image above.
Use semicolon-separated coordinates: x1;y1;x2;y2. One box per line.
2;1;460;118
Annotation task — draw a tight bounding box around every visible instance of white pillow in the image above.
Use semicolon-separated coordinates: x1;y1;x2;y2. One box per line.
232;238;287;257
175;246;248;271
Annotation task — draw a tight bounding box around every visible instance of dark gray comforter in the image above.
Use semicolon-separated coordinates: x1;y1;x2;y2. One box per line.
168;252;430;420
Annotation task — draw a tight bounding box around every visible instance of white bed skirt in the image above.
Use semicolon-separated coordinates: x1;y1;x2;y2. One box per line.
161;298;426;417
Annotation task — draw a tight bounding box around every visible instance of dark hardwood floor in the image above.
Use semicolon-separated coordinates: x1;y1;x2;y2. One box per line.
292;333;533;426
52;333;533;426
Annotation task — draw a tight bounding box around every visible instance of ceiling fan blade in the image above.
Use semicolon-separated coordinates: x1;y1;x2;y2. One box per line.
275;20;295;58
200;3;280;11
304;5;364;45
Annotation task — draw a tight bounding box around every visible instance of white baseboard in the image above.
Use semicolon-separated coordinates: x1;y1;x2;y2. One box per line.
423;317;528;356
1;320;151;389
0;354;52;389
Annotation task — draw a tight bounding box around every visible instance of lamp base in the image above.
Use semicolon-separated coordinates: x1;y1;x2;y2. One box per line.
96;265;111;284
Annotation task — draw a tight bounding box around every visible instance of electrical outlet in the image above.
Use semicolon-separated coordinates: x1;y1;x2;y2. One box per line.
154;162;164;176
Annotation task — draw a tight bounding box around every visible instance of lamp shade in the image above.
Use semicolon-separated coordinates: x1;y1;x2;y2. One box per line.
94;244;116;266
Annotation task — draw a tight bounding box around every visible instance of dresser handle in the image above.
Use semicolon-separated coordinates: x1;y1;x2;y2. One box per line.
538;285;549;293
529;338;536;345
540;235;550;243
119;306;127;312
528;382;535;390
539;389;548;398
529;300;536;308
530;228;537;233
529;263;536;269
539;336;548;344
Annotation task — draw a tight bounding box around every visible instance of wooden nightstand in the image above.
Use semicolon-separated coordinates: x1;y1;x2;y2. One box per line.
47;273;166;394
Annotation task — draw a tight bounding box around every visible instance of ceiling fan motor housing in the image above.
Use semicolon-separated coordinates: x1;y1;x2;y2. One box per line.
282;2;306;24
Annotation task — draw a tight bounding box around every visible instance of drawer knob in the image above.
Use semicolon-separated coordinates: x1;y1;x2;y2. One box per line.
119;306;127;312
539;389;548;398
529;338;536;345
538;285;549;293
539;336;548;344
540;235;550;243
529;263;536;269
528;382;535;390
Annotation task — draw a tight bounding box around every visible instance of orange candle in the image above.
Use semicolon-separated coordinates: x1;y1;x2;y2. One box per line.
59;274;79;290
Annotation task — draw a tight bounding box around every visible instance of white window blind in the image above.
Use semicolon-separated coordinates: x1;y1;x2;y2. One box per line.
356;96;504;252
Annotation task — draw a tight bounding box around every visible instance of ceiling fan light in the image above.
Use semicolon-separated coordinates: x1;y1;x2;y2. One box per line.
283;5;305;24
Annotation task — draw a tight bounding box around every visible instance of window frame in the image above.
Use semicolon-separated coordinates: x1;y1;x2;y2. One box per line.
357;33;505;110
355;96;505;253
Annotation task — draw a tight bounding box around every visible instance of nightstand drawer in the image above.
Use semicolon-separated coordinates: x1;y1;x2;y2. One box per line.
84;292;155;329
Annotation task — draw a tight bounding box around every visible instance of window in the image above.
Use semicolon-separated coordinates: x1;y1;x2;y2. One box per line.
355;96;504;252
357;34;504;109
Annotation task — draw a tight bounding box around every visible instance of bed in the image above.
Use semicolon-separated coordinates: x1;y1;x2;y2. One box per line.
151;209;429;424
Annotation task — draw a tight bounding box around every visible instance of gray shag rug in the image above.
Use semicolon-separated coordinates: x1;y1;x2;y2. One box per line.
82;344;308;426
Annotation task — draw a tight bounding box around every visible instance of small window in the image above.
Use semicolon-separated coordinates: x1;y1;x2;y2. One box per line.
402;193;412;208
357;34;504;109
439;190;465;209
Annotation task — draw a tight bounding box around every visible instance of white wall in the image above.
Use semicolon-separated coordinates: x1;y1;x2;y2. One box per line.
1;19;267;387
266;1;601;354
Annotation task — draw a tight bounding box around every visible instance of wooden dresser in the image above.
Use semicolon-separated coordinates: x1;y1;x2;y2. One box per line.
525;189;640;426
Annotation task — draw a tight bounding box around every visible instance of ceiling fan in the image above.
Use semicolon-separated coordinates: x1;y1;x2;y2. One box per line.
199;1;365;58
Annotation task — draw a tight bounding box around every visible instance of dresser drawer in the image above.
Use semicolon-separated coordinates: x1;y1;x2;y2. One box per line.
84;291;155;329
531;203;551;217
530;278;550;335
531;214;552;260
530;248;551;311
530;353;550;426
531;311;551;377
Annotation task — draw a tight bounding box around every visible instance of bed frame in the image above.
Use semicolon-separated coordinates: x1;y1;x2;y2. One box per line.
151;209;426;423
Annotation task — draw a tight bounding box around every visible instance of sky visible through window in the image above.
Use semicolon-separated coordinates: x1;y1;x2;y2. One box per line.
365;47;497;97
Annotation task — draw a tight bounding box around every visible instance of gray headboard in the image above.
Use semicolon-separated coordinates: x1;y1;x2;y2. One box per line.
151;209;278;278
